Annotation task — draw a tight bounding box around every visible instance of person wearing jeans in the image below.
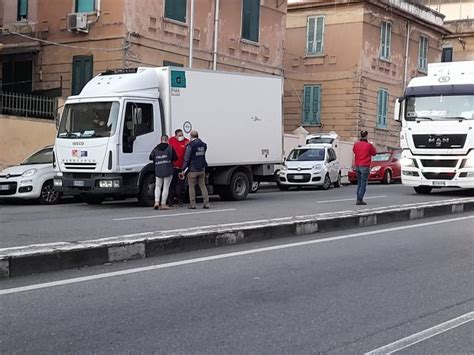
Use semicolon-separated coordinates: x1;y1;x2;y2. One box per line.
180;130;210;209
352;130;376;205
149;135;177;210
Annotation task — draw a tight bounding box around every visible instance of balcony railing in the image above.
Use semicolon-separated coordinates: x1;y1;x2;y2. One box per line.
0;91;58;120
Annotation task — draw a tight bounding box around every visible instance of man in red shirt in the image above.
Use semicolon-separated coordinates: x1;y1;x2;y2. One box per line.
168;129;190;207
353;130;377;205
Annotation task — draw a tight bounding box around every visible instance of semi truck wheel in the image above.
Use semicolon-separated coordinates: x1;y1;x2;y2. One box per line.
220;171;250;201
414;186;432;195
138;174;155;207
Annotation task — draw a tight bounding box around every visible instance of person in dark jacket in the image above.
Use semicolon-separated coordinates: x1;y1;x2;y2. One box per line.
353;130;377;205
149;135;177;210
179;130;209;209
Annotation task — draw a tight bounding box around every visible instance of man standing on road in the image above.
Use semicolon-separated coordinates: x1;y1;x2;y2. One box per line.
180;130;210;210
150;135;177;210
168;129;189;207
353;130;377;206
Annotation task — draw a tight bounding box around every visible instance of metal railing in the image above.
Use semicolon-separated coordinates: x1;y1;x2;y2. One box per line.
0;91;58;120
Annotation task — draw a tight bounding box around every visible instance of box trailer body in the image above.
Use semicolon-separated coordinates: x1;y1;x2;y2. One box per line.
395;61;474;194
54;67;283;205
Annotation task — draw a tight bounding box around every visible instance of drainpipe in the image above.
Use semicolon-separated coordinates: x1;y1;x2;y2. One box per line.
89;0;101;25
189;0;195;68
212;0;220;70
403;21;410;89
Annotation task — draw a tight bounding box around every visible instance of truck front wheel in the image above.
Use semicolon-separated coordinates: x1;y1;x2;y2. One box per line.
414;186;432;194
138;174;155;207
220;171;250;201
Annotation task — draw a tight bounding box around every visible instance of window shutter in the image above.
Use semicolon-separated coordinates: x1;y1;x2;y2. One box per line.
380;23;386;57
18;0;28;19
383;91;388;126
76;0;95;13
386;23;391;58
315;17;324;54
165;0;186;22
72;56;93;95
303;86;312;124
312;86;320;124
307;17;315;54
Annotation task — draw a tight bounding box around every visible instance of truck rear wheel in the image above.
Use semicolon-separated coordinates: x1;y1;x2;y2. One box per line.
138;174;155;207
414;186;432;195
220;171;250;201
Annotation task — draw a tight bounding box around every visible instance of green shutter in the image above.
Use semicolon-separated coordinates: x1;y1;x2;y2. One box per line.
165;0;186;22
242;0;260;42
303;86;321;125
380;22;391;59
72;56;93;95
377;89;388;128
315;17;324;54
76;0;95;13
307;17;315;54
17;0;28;20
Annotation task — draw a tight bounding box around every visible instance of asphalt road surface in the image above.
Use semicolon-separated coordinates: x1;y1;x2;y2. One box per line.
1;214;473;354
0;184;473;248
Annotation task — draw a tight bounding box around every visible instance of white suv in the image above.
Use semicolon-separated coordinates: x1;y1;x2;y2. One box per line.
278;144;341;190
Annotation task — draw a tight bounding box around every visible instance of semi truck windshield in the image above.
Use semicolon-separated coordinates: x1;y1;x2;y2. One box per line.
406;95;474;121
58;102;120;138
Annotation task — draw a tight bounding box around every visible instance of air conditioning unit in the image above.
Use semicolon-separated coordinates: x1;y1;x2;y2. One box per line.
67;13;88;33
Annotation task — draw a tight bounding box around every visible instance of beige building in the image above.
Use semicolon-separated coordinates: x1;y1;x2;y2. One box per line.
284;0;448;149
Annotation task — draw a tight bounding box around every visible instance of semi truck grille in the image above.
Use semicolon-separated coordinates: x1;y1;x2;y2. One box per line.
64;162;97;170
422;172;456;180
287;174;311;183
420;160;458;168
0;182;17;195
413;134;466;149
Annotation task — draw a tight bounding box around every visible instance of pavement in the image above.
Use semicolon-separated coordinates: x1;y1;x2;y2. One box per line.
1;184;473;248
1;214;473;354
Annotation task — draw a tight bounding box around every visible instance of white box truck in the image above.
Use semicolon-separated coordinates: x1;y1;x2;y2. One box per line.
394;61;474;194
53;67;283;205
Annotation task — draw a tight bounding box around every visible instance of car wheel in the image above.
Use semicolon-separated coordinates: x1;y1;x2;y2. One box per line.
321;174;331;190
414;186;432;195
39;180;62;205
382;170;392;184
334;172;341;188
138;174;155;207
250;181;260;193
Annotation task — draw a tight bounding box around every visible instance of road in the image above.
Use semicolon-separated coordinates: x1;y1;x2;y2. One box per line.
1;184;473;248
1;214;473;354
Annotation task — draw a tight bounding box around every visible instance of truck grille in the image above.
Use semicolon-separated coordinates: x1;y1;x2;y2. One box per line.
413;134;466;149
0;182;17;195
287;173;311;183
422;172;456;180
64;162;97;170
420;160;458;168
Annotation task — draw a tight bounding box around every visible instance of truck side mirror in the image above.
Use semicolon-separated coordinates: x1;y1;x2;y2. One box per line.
394;98;402;122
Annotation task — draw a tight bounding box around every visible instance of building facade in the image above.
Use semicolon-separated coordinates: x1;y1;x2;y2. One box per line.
284;0;448;149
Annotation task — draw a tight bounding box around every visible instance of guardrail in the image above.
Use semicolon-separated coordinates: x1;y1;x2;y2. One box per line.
1;91;58;120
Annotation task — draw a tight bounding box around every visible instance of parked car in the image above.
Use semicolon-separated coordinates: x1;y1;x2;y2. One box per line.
0;146;63;204
348;151;401;184
278;144;341;190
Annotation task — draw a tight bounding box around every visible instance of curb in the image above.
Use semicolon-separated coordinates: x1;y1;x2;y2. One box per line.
1;198;473;279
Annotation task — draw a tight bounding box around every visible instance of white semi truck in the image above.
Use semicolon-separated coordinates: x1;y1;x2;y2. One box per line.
395;61;474;194
53;67;282;205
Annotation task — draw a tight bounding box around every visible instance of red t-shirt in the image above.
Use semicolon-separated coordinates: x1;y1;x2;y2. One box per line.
169;136;190;169
353;140;377;167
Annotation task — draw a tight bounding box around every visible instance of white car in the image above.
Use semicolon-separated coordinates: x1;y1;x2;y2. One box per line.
0;146;62;204
278;144;341;190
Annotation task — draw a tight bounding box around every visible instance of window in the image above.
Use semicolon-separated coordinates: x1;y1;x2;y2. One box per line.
164;0;187;23
302;85;321;125
123;102;154;153
376;89;389;129
418;35;428;72
242;0;260;43
76;0;95;12
306;16;325;55
442;47;453;63
163;60;184;67
72;56;93;95
380;21;392;60
17;0;28;20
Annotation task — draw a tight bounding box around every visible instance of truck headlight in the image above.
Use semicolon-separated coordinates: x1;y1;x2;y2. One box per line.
401;158;416;168
22;169;37;177
371;166;381;172
99;180;120;188
462;157;474;169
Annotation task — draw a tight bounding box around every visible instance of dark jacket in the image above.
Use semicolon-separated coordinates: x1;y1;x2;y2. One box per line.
182;138;208;172
149;143;178;177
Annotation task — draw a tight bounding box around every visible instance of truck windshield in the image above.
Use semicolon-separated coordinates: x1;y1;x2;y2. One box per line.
288;148;325;161
406;95;474;121
58;102;120;138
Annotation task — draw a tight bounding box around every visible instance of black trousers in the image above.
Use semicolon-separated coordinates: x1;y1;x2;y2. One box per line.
168;168;186;204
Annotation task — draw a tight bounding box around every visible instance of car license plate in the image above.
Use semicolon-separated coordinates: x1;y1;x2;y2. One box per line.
433;181;446;186
293;175;304;180
0;185;10;191
73;180;85;187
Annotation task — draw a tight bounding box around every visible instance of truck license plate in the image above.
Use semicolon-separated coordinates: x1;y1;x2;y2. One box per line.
294;175;304;180
0;185;10;190
433;181;446;186
73;180;85;187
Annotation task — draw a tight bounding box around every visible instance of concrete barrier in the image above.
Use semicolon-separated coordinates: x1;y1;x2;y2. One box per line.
1;197;473;279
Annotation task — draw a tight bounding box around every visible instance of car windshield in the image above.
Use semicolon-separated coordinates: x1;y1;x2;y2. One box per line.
58;102;120;138
288;148;325;161
372;153;392;162
21;148;53;165
406;95;474;121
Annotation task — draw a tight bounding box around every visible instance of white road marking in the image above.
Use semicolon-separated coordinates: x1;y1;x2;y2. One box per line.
316;195;386;204
1;214;473;296
365;311;474;354
113;208;236;221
